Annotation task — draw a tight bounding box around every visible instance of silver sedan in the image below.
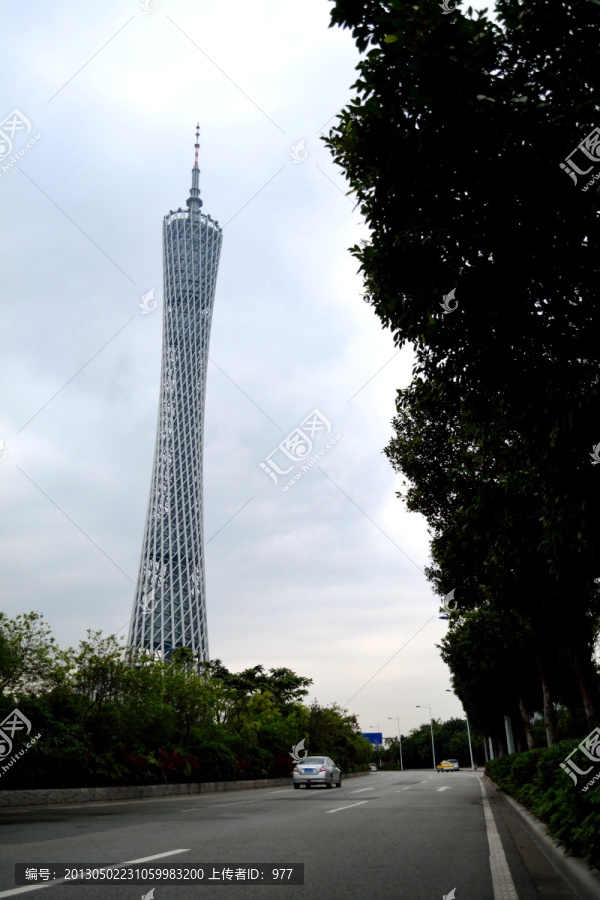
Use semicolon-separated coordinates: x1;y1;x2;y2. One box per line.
292;756;342;789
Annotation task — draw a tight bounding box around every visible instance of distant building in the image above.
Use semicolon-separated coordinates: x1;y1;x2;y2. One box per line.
129;126;223;660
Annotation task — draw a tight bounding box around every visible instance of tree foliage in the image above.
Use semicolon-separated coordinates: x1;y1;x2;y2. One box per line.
325;0;600;746
0;615;368;790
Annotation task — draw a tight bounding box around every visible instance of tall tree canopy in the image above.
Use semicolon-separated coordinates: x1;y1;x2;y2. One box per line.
325;0;600;742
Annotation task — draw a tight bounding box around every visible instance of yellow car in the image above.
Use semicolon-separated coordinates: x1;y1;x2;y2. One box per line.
437;759;459;772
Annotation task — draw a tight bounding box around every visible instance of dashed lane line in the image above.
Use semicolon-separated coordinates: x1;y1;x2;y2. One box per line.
326;801;369;814
207;800;254;808
349;788;374;793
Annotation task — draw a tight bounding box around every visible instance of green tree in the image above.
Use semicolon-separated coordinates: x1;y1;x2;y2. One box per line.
0;612;60;697
306;701;372;771
325;0;600;735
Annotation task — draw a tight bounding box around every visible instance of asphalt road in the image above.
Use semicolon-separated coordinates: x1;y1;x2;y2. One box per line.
0;771;580;899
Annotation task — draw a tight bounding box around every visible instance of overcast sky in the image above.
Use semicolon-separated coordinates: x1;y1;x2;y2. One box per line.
1;0;493;744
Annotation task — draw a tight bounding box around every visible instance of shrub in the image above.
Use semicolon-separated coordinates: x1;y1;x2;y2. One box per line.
487;740;600;869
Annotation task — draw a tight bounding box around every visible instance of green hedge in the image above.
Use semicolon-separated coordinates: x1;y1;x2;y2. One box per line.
487;739;600;869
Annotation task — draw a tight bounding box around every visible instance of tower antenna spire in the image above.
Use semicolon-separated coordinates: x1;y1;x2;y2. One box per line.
187;122;203;213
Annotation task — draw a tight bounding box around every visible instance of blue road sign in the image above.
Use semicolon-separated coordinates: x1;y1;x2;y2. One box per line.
362;732;383;746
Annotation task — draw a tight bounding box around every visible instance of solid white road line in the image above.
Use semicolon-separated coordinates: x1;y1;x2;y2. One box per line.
0;850;191;898
326;801;369;814
478;778;519;900
349;788;374;793
270;789;291;793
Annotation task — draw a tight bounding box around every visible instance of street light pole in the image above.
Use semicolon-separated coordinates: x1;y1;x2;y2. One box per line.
416;705;436;771
445;690;476;771
388;716;403;770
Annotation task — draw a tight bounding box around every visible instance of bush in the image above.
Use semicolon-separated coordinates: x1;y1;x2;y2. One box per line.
487;740;600;869
0;615;372;791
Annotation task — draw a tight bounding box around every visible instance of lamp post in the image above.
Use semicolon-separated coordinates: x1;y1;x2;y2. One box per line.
369;724;381;767
388;716;403;770
445;690;476;771
416;705;436;771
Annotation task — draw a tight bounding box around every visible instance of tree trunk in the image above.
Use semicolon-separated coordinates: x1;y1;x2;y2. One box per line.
538;658;557;746
518;696;536;750
572;649;600;730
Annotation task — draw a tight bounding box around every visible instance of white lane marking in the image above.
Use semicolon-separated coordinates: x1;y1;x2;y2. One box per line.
478;778;519;900
437;786;452;792
419;780;428;784
0;850;190;898
207;800;253;807
326;800;369;814
270;789;291;793
349;788;374;793
396;787;412;792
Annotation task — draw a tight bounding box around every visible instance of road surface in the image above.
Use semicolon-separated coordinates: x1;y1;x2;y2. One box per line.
0;771;579;899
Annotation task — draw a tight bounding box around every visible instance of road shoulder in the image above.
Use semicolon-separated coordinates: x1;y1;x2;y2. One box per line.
483;775;595;899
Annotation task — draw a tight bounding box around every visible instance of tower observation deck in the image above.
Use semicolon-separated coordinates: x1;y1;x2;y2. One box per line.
129;126;223;660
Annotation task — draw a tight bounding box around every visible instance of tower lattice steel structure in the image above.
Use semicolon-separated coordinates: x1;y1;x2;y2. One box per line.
129;126;223;660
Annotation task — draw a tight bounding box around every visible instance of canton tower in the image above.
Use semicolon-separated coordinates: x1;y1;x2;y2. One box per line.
129;126;223;660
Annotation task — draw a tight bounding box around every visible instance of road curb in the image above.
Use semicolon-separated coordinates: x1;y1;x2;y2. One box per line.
485;775;600;900
0;770;369;808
